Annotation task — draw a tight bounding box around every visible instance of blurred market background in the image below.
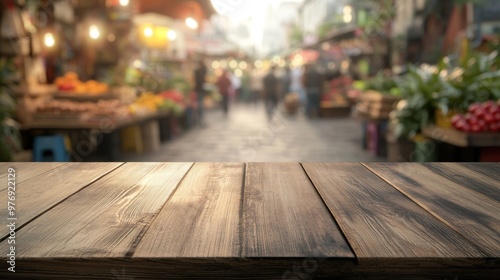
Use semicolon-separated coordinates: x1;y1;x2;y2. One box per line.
0;0;499;163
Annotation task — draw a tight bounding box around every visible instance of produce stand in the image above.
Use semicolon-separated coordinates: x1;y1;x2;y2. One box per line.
21;111;172;162
422;125;500;162
354;92;400;158
320;76;352;118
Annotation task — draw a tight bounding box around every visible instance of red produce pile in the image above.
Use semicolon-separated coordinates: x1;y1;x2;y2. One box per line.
159;90;185;104
451;101;500;133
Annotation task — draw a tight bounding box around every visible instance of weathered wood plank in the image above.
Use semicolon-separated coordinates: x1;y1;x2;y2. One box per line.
456;163;500;182
4;163;192;257
0;163;66;191
243;163;354;258
422;163;500;202
302;163;485;259
1;258;497;280
134;163;244;258
0;163;122;240
364;163;500;257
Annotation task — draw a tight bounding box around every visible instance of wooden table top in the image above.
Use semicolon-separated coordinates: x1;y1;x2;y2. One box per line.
21;111;171;131
1;163;498;279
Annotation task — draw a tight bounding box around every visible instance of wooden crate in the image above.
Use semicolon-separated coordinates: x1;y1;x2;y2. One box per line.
356;91;400;120
319;102;351;118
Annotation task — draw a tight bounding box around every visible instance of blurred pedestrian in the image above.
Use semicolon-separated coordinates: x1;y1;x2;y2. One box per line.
291;66;306;109
194;60;207;125
281;66;292;102
303;64;324;118
250;68;263;106
241;70;251;103
229;71;241;103
263;66;279;120
216;70;232;116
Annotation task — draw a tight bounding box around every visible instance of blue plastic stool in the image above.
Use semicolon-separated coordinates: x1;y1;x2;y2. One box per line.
33;136;69;162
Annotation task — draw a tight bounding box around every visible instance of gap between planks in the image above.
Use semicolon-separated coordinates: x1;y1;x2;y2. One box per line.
238;163;247;258
299;162;360;262
360;162;498;257
124;162;196;258
0;163;126;243
359;162;466;237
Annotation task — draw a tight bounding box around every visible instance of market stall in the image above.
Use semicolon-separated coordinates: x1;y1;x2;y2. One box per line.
355;50;500;162
1;1;197;162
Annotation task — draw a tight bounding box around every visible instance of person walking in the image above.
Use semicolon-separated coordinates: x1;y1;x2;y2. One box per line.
291;66;306;109
303;64;324;118
281;66;292;102
194;60;207;125
263;66;279;120
216;70;232;116
250;67;263;107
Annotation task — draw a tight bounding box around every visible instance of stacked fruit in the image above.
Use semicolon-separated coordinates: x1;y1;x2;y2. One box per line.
451;101;500;133
55;72;109;95
128;93;164;115
158;90;186;116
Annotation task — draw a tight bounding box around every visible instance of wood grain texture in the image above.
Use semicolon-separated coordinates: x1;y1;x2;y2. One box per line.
302;163;485;259
134;163;244;258
364;163;500;257
457;163;500;182
5;163;192;258
243;163;354;258
422;163;500;202
0;163;122;240
2;258;497;280
0;163;66;191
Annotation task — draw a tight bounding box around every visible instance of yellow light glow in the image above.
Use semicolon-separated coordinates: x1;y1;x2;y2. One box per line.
343;6;352;15
133;60;142;68
254;60;263;68
44;32;55;47
212;61;220;69
167;30;177;40
220;60;228;68
229;60;238;69
89;25;101;40
343;14;353;23
119;0;129;7
239;61;248;70
144;27;153;38
235;69;243;77
185;17;199;30
279;60;286;67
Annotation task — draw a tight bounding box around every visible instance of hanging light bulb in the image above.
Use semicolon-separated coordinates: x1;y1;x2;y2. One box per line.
185;17;199;30
89;25;101;40
119;0;130;7
44;32;55;48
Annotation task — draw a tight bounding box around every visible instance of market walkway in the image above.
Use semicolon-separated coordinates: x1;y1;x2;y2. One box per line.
126;104;384;162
